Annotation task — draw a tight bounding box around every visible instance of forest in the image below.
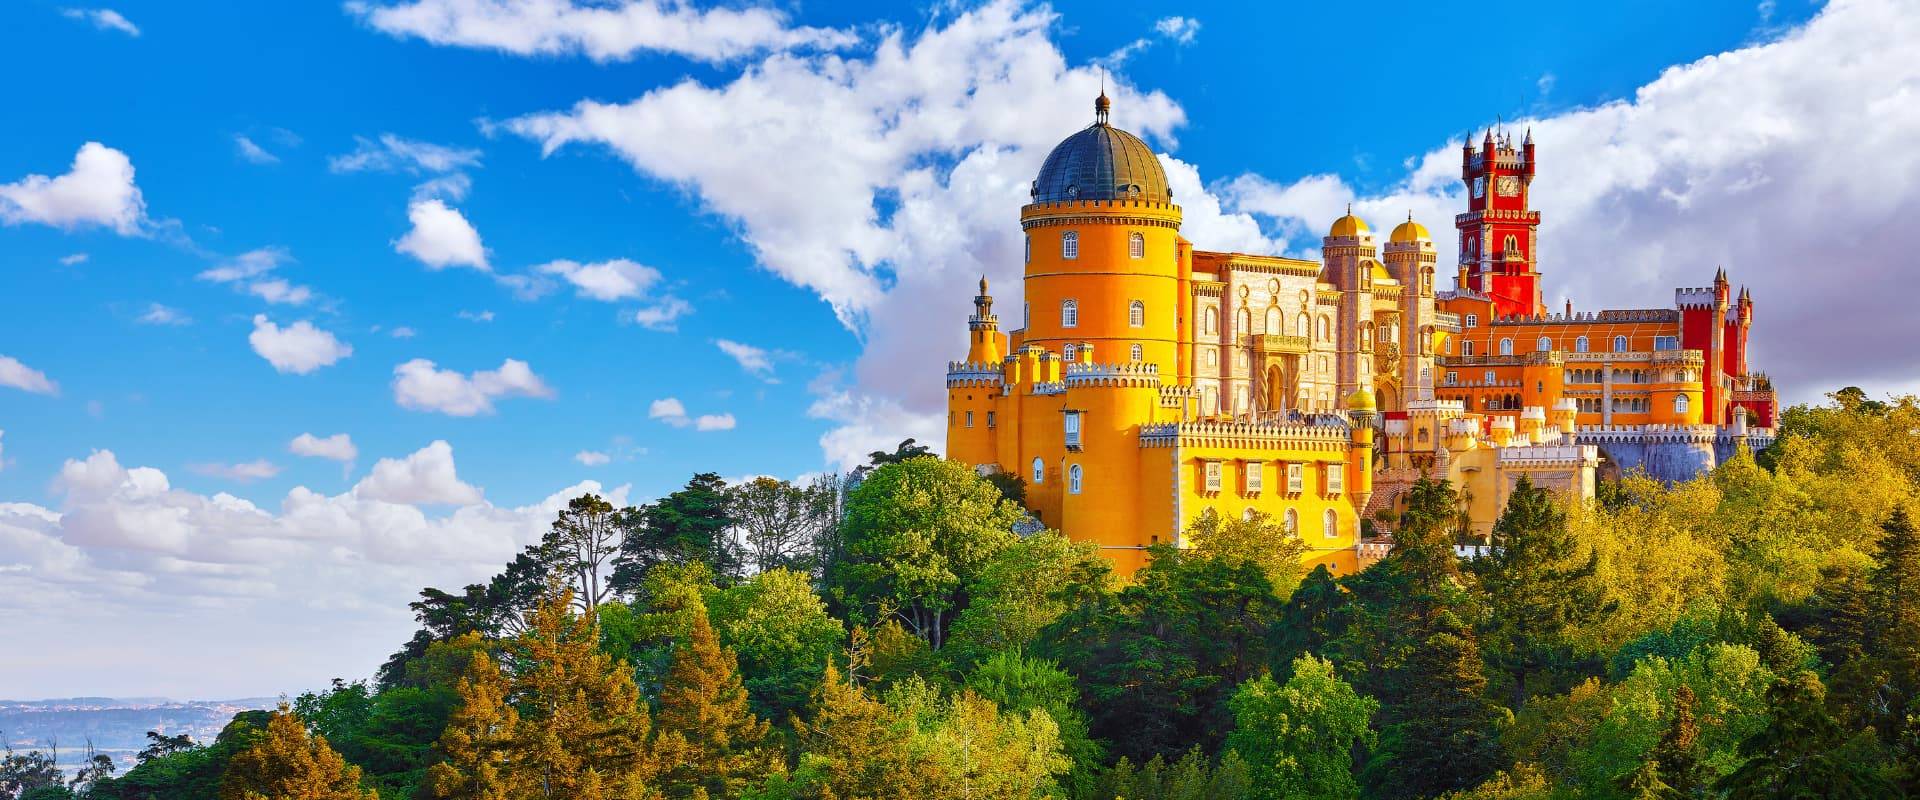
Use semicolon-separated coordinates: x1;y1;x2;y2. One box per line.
4;387;1918;799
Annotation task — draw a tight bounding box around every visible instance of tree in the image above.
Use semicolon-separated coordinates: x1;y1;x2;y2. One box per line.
1362;620;1506;800
729;477;836;576
1090;748;1253;800
426;637;516;800
790;665;925;800
1471;475;1611;708
652;605;781;799
1716;672;1897;799
834;458;1022;649
549;494;626;612
946;529;1110;666
219;704;378;800
964;651;1101;786
89;713;267;800
1185;508;1311;597
913;690;1070;800
1613;685;1706;800
849;439;935;482
708;567;845;722
0;744;61;799
1226;655;1378;800
614;473;739;593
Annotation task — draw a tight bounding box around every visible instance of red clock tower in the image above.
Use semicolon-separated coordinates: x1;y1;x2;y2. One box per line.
1457;128;1543;318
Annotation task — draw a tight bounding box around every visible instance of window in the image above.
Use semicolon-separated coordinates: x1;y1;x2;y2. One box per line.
1024;235;1031;263
1266;307;1281;333
1614;335;1628;352
1504;234;1518;253
1060;299;1078;328
1675;395;1691;414
1287;463;1305;494
1653;335;1680;351
1129;300;1145;327
1061;231;1079;260
1465;313;1478;328
1206;350;1218;368
1284;509;1299;535
1323;509;1338;539
1484;370;1495;383
1031;457;1045;484
1204;461;1222;493
1064;412;1082;449
986;411;995;427
1204;307;1219;335
1234;387;1248;413
1499;338;1513;356
1128;232;1145;259
1537;336;1551;352
1575;335;1589;353
965;411;974;428
1063;343;1077;361
1024;303;1030;327
1130;344;1143;362
1068;464;1083;494
1445;371;1458;386
1464;341;1476;356
1326;463;1344;495
1203;387;1219;415
1319;316;1332;340
1296;313;1310;337
1244;461;1263;494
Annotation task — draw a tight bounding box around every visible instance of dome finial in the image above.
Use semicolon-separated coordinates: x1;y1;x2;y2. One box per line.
978;274;989;295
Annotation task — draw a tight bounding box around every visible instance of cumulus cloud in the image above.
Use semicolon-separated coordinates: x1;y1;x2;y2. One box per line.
0;142;148;235
0;355;59;396
396;198;488;270
345;0;857;64
351;441;481;505
1218;0;1920;401
329;134;482;175
248;315;352;375
187;460;283;484
1153;16;1200;45
391;358;553;416
536;258;661;301
694;413;736;431
234;135;280;165
61;8;139;36
573;450;610;466
646;396;733;432
632;296;692;331
136;303;190;326
289;433;357;463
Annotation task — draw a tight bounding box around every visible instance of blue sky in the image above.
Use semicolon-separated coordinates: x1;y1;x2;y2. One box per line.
7;0;1916;698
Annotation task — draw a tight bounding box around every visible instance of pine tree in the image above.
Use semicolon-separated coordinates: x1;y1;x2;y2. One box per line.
1716;672;1896;799
1471;475;1610;708
652;605;780;799
1361;621;1505;800
1871;507;1920;730
511;588;656;800
792;664;925;800
427;636;515;800
219;704;378;800
1614;685;1705;800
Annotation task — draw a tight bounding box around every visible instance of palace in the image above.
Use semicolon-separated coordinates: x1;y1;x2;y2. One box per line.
945;94;1777;573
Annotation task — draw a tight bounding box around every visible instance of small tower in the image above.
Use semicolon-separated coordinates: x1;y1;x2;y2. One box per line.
1458;126;1543;318
1345;389;1377;520
966;276;1004;364
1323;206;1377;403
1385;212;1438;406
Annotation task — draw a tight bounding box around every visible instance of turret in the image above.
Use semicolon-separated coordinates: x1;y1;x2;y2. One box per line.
966;276;1004;364
1522;127;1535;179
1517;406;1547;444
1345;390;1376;515
1551;398;1578;441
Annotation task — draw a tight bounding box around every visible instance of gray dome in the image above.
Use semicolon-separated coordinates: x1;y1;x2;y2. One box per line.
1030;97;1172;204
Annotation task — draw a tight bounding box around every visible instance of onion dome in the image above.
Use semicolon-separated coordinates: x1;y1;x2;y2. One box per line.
1345;388;1377;412
1328;203;1369;237
1389;212;1429;243
1030;93;1172;203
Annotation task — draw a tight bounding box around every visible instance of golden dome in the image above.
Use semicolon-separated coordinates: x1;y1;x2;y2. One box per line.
1328;204;1369;238
1345;388;1377;412
1390;213;1429;243
1368;260;1394;283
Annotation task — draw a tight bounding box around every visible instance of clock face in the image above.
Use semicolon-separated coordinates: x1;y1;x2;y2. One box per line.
1496;175;1522;196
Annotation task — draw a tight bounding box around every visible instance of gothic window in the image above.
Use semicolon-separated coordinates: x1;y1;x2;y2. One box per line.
1675;395;1691;414
1129;300;1145;327
1024;235;1031;263
1575;335;1589;353
1061;299;1078;328
1537;336;1551;352
1323;509;1338;539
1204;307;1219;335
1128;232;1145;259
1266;306;1281;333
1284;508;1298;535
1130;344;1143;362
1234;387;1248;413
1069;464;1083;494
1063;343;1076;360
1031;457;1045;484
1296;313;1310;337
1499;338;1513;356
1614;335;1628;352
1061;231;1079;260
1237;308;1252;336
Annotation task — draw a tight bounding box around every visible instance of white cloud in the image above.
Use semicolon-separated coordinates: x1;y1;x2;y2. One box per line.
187;460;283;484
632;296;692;331
649;397;689;426
329;134;482;175
694;413;736;431
714;339;778;382
457;309;495;322
136;303;191;326
248;315;352;375
535;258;661;301
351;441;481;505
235;135;279;165
0;356;59;396
1153;16;1200;45
61;8;139;36
289;433;357;463
1219;0;1920;402
573;450;610;466
346;0;857;64
246;278;314;306
396;199;488;270
198;247;317;306
59;253;88;266
390;326;417;338
391;358;554;416
0;142;148;235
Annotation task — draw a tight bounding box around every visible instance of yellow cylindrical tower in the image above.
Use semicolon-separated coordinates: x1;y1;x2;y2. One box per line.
1345;389;1376;515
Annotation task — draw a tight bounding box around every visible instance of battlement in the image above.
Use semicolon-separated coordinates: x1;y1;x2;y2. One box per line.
1032;381;1066;396
946;360;1004;388
1675;287;1718;308
1492;309;1678;325
1499;444;1599;467
1652;350;1705;367
1064;361;1162;388
1407;399;1467;416
1139;419;1350;450
1577;424;1720;444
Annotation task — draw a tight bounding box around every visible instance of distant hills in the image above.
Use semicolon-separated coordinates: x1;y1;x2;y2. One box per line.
1;697;280;769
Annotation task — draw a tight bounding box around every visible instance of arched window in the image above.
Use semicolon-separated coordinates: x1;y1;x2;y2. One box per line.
1204;307;1219;335
1234;387;1248;413
1061;231;1079;260
1129;300;1145;327
1614;335;1628;352
1284;508;1299;535
1128;232;1145;259
1063;343;1077;361
1323;509;1338;539
1060;299;1078;328
1675;395;1691;414
1499;338;1513;356
1023;235;1030;263
1296;313;1310;337
1319;316;1332;340
1243;508;1257;522
1537;336;1551;352
1237;308;1251;336
1464;341;1476;356
1206;350;1219;368
1265;307;1281;333
1504;234;1518;253
1575;335;1589;353
1203;387;1219;415
1130;344;1143;362
1031;457;1044;484
1068;464;1083;494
